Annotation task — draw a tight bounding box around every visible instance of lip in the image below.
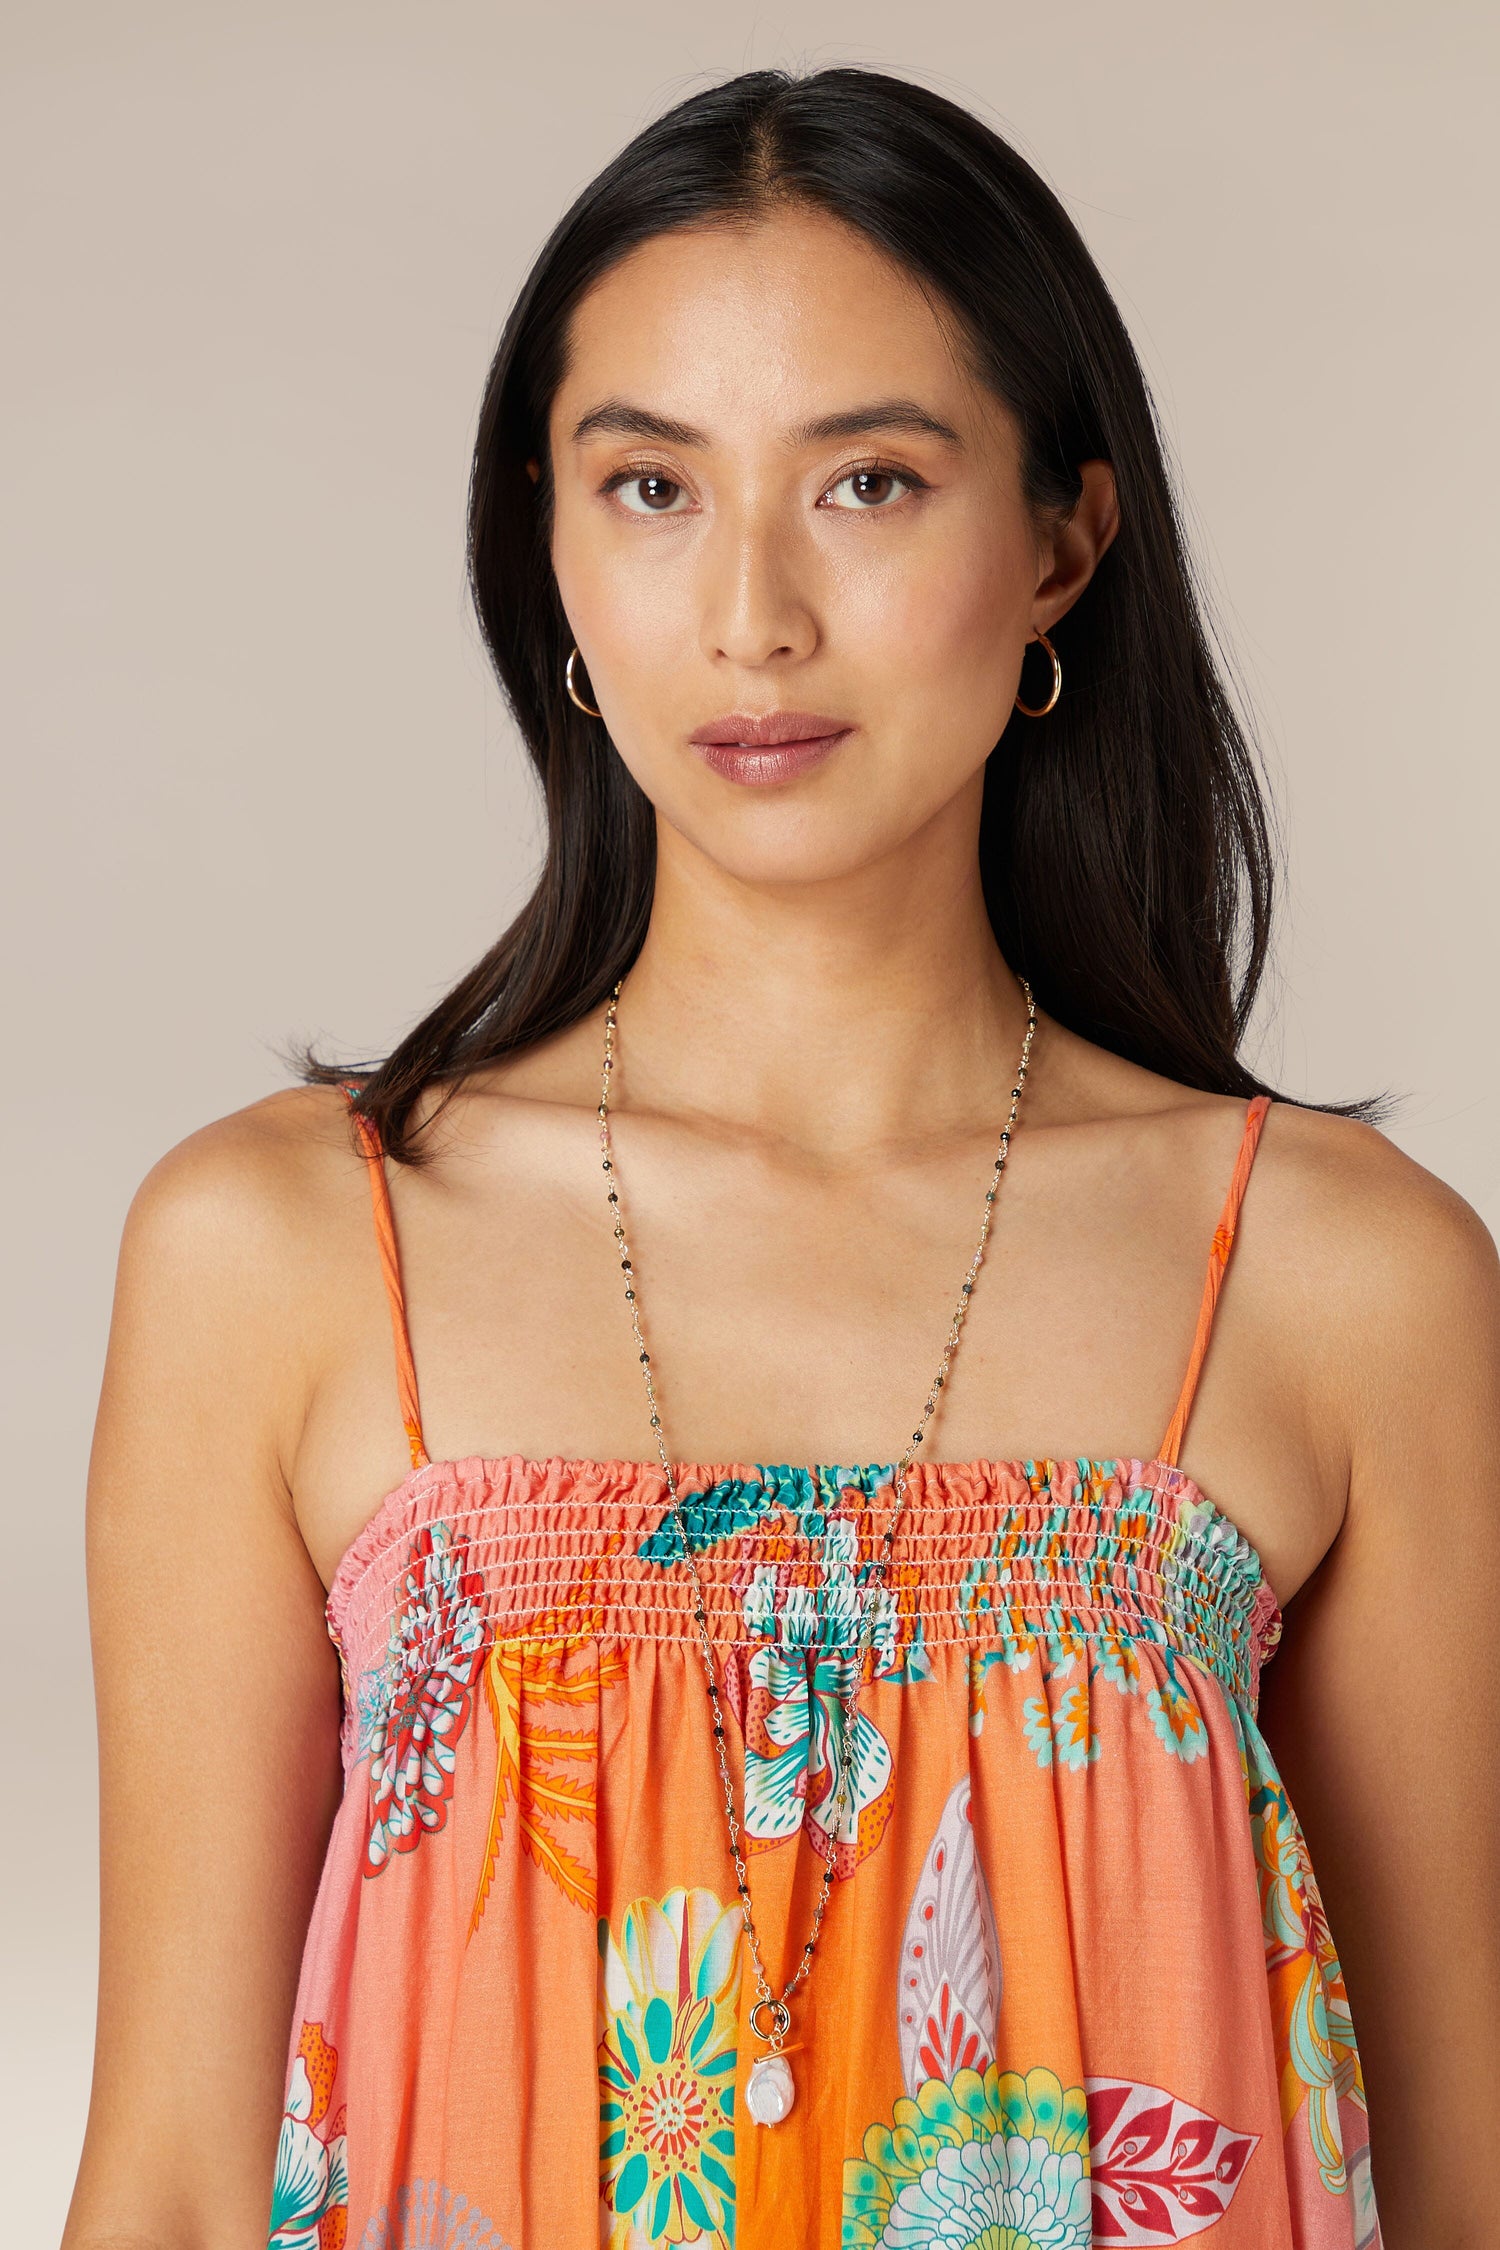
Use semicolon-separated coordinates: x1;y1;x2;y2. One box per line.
696;735;849;786
689;710;852;747
688;710;853;787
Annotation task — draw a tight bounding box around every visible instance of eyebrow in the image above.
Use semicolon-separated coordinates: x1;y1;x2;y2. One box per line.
568;396;964;449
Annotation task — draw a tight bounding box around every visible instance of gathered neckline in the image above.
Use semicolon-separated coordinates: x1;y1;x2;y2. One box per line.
322;1449;1283;1652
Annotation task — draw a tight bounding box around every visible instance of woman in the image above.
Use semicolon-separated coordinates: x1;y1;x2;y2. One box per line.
67;64;1496;2250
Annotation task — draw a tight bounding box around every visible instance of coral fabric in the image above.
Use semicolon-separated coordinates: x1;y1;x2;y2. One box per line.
269;1092;1383;2250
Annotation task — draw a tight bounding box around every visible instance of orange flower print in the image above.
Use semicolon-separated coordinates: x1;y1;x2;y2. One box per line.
269;2020;348;2248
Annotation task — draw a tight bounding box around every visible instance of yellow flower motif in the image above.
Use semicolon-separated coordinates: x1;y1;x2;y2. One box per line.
598;1886;741;2249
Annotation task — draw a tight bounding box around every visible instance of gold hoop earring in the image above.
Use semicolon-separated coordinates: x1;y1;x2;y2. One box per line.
565;645;602;717
1014;627;1061;718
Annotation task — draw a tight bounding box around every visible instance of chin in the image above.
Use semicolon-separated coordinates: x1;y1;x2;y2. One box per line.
661;798;912;891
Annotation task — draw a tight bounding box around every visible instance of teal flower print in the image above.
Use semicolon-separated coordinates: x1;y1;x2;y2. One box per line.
1146;1649;1209;1762
1022;1683;1100;1772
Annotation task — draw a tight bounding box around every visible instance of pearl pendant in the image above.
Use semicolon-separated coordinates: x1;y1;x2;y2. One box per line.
745;2051;796;2127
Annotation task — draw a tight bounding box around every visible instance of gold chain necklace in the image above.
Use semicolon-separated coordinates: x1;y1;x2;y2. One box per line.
596;974;1037;2128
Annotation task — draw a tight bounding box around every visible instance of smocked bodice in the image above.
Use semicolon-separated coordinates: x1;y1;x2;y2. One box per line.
324;1453;1284;1771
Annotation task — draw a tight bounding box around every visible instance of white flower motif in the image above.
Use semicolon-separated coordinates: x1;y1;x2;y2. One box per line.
877;2131;1091;2249
269;2054;348;2249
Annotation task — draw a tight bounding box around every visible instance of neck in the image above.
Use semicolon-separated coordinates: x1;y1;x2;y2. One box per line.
613;802;1032;1156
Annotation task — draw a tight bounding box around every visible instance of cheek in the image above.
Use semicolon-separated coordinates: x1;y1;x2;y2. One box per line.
552;510;690;673
834;525;1022;670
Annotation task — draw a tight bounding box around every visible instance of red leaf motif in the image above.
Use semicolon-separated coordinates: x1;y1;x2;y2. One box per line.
1086;2077;1261;2244
1087;2080;1133;2139
1116;2182;1177;2233
1168;2120;1217;2169
1114;2097;1174;2163
1172;2182;1232;2215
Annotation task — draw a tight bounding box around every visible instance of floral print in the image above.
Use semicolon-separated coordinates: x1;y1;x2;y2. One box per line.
361;1520;491;1877
1024;1679;1102;1770
289;1454;1380;2248
646;1481;937;1878
1087;2076;1260;2241
842;2062;1094;2249
733;1639;896;1873
964;1459;1271;1706
897;1780;1001;2090
640;1459;885;1558
973;1601;1207;1775
355;2181;511;2247
844;2062;1260;2249
470;1634;628;1924
1097;1625;1144;1694
960;1473;1231;1777
726;1512;912;1875
598;1886;741;2249
643;1463;933;1684
269;2020;348;2249
354;1659;392;1764
1147;1649;1210;1763
1250;1768;1369;2193
281;1449;1384;2248
876;1782;1262;2245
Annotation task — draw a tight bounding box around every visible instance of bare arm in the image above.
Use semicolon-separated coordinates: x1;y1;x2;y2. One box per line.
62;1105;348;2250
1257;1128;1500;2248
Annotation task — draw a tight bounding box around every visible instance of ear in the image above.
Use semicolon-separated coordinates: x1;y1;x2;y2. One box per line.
1032;460;1120;631
525;457;542;486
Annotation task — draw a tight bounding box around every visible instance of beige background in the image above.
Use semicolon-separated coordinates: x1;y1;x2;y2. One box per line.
5;1;1496;2234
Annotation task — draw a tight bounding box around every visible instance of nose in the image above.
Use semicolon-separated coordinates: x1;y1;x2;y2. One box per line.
697;498;819;671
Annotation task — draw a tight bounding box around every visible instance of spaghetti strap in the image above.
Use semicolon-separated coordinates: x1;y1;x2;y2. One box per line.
1157;1094;1273;1470
343;1087;429;1473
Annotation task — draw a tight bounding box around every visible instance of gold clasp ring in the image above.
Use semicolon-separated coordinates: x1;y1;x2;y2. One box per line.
750;1997;792;2045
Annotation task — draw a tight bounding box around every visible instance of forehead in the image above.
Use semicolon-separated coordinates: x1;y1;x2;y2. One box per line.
551;204;989;440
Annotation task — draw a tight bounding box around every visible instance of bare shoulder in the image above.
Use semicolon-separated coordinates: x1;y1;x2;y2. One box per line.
1252;1099;1498;1308
123;1082;365;1254
113;1082;373;1373
88;1082;387;1568
1054;1015;1499;1464
1247;1101;1500;1450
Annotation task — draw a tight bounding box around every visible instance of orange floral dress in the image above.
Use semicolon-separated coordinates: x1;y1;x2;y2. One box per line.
268;1092;1383;2249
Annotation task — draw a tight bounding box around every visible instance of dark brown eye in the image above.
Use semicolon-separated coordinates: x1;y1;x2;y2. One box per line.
613;472;687;515
824;466;918;510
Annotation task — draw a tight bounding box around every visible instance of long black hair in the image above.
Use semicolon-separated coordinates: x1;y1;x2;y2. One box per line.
307;64;1372;1161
